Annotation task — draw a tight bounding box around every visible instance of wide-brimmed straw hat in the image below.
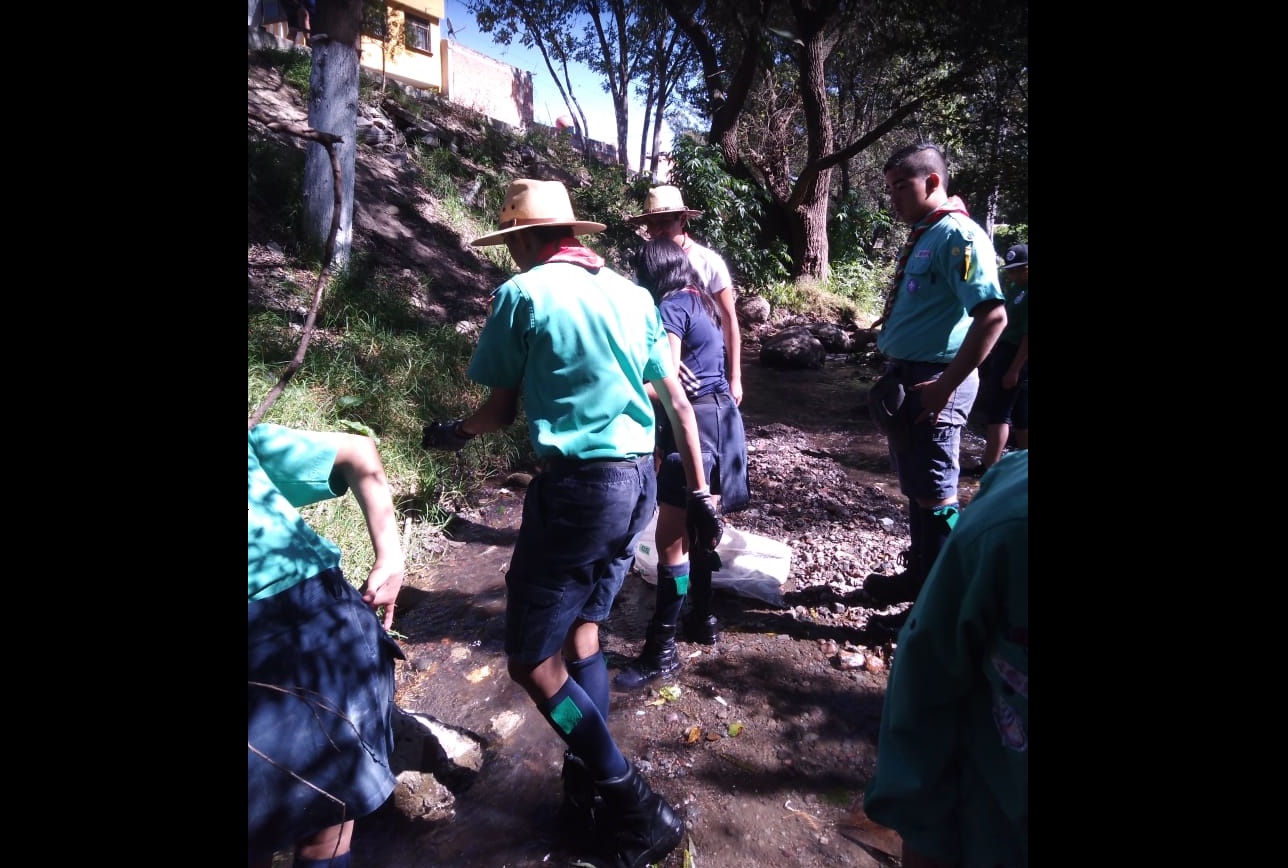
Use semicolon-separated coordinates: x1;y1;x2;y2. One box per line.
625;185;704;223
470;179;607;246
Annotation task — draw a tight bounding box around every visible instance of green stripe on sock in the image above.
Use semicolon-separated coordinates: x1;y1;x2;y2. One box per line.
550;695;584;735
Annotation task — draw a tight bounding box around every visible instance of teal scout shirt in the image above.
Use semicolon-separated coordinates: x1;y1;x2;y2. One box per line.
999;274;1028;347
247;423;347;602
863;450;1028;867
877;214;1004;363
467;260;673;460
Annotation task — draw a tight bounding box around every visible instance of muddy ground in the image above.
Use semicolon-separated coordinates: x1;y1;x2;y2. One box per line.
249;50;992;866
346;352;992;868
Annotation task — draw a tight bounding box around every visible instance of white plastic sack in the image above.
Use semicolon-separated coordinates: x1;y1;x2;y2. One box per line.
632;511;791;608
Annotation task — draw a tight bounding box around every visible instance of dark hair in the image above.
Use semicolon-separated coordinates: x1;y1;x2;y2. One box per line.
527;225;577;244
883;142;949;185
634;238;721;326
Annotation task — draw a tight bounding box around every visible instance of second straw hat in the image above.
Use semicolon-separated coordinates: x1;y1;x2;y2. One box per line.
625;185;704;223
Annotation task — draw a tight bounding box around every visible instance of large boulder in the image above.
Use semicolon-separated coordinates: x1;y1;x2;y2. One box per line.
810;322;854;353
760;325;825;369
387;708;487;823
737;294;771;326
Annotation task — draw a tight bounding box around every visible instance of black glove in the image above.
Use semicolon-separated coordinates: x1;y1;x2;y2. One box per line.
686;488;724;553
422;419;473;452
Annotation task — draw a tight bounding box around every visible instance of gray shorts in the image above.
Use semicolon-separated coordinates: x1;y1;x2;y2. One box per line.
885;361;978;501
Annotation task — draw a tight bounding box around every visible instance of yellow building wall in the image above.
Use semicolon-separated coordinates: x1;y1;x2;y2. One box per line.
399;1;444;18
358;2;445;93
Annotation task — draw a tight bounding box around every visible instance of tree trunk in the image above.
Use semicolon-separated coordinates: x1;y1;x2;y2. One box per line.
302;0;362;269
788;192;831;285
784;0;838;283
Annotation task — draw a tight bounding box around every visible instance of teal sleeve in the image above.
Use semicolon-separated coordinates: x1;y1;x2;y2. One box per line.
468;282;529;388
864;453;1029;864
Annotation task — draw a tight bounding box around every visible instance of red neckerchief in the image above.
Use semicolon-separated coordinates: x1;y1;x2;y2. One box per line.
536;237;605;270
878;196;969;322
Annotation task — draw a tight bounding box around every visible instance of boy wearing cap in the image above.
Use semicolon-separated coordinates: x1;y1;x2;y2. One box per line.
862;142;1006;616
626;185;744;406
421;179;721;868
967;243;1029;477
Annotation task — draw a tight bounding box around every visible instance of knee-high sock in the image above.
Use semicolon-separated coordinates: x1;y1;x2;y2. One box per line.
655;560;689;625
566;651;610;719
541;678;628;780
920;503;960;574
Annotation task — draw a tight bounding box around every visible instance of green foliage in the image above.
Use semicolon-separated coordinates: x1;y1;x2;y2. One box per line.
828;191;893;266
992;223;1028;255
479;123;517;169
667;136;791;290
822;258;891;321
413;145;469;199
255;45;312;92
280;48;312;94
249;276;532;563
571;165;649;273
247;133;305;248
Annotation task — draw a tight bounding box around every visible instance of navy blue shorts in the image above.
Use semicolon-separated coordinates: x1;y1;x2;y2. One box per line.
885;361;978;501
656;397;721;508
977;341;1028;428
505;455;656;664
248;567;404;858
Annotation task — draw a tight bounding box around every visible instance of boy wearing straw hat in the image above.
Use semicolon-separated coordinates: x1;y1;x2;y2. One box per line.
421;179;721;868
626;185;744;406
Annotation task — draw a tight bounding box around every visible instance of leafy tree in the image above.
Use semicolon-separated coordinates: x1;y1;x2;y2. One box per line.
628;0;698;180
467;0;596;160
659;0;1027;284
576;0;639;175
362;0;408;95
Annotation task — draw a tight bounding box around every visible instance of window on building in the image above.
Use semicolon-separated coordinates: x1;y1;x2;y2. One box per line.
405;14;432;53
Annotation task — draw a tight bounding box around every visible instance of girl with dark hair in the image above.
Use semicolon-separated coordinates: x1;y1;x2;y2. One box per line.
615;238;752;690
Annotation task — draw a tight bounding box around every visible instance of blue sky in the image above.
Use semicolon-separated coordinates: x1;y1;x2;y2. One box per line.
443;0;671;171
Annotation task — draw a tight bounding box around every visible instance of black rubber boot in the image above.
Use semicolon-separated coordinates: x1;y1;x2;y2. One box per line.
864;503;958;604
863;500;926;604
589;763;684;868
862;548;925;604
683;612;719;645
614;572;685;691
682;548;720;644
866;606;911;641
558;751;600;839
613;621;680;690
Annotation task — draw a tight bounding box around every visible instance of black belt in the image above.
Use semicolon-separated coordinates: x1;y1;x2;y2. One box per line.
690;392;722;405
892;359;951;369
539;454;646;474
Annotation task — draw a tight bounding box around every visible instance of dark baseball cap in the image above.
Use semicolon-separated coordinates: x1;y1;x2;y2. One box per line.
1000;243;1028;270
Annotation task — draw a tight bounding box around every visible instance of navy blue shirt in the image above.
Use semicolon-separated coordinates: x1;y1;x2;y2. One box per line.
659;288;728;398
